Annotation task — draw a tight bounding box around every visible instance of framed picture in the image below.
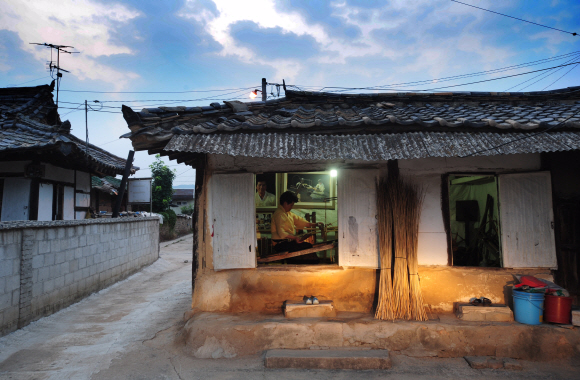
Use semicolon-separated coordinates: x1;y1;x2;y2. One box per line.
283;171;336;209
255;173;278;212
256;212;272;233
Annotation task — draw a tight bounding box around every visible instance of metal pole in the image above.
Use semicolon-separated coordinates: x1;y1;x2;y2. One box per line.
262;78;267;102
150;180;152;214
112;150;134;218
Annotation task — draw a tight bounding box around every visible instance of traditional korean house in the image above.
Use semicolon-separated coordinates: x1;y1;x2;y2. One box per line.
0;82;137;221
121;86;580;313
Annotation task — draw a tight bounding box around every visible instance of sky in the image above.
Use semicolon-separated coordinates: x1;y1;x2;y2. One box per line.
0;0;579;186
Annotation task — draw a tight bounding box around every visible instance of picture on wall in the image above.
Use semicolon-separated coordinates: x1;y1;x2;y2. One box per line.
283;171;335;209
256;212;272;233
255;173;278;211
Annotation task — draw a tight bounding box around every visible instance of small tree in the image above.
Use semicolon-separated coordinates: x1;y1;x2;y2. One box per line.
150;155;176;213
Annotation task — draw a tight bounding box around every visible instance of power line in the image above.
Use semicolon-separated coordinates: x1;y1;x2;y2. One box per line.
542;63;580;90
505;52;580;91
450;0;577;36
59;85;260;94
310;51;580;92
8;76;52;87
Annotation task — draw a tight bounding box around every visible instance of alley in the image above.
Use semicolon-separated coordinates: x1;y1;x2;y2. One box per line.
0;234;578;380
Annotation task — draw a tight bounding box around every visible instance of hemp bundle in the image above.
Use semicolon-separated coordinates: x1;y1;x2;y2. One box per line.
375;175;427;321
391;177;411;320
375;177;394;320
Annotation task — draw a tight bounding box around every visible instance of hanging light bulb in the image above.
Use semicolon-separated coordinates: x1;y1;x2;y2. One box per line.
249;90;258;99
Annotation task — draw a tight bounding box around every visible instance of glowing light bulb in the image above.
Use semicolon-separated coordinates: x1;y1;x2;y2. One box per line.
330;170;337;177
249;90;257;99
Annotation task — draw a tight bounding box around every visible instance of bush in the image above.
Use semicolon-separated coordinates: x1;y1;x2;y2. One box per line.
180;203;195;215
163;209;177;229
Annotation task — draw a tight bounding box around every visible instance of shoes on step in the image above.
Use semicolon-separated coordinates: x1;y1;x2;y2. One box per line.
312;296;319;305
305;297;313;305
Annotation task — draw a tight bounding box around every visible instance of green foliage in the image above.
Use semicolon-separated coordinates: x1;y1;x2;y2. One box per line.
159;209;177;229
150;155;176;213
180;203;195;215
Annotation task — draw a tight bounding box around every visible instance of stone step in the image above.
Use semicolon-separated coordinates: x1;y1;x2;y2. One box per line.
265;349;391;370
284;300;336;318
456;303;513;322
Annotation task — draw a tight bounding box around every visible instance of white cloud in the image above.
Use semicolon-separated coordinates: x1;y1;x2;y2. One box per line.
178;0;514;85
0;0;141;90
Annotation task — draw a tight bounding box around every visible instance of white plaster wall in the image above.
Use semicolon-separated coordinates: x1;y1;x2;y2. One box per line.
44;164;74;184
37;184;53;221
75;193;90;208
63;186;75;220
1;178;31;221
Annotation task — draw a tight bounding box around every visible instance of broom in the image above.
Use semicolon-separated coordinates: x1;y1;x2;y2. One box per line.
375;176;395;320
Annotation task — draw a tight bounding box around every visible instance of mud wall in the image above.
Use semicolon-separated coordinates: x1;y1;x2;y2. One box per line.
192;266;552;314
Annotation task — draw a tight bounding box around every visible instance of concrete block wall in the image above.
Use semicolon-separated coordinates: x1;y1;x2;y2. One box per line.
0;217;159;336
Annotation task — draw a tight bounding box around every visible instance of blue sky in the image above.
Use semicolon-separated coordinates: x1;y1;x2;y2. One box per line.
1;0;579;184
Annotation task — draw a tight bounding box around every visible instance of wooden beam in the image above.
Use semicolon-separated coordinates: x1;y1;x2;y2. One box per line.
257;242;335;263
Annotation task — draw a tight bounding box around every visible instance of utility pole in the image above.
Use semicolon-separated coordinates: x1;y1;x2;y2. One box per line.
262;78;267;102
30;43;79;108
113;150;135;218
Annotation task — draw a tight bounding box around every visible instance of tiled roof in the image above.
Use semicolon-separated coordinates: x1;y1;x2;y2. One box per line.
92;176;122;194
121;87;580;160
172;189;194;201
0;82;138;176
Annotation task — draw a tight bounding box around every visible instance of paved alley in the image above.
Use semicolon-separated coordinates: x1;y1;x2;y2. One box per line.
0;234;579;379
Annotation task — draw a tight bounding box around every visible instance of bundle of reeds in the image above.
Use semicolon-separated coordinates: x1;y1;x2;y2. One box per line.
375;174;427;321
391;177;411;320
406;183;427;321
375;176;395;320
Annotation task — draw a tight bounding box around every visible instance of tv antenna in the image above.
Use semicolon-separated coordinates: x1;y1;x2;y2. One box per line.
30;42;79;108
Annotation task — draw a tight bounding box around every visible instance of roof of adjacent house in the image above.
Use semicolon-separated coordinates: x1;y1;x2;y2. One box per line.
0;82;138;176
172;189;194;201
92;176;122;195
121;87;580;162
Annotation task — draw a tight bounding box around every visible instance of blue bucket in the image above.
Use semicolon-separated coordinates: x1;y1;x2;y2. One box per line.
513;290;545;325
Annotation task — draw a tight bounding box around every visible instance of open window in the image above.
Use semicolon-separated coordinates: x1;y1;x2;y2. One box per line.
446;171;557;269
255;171;338;265
447;174;501;267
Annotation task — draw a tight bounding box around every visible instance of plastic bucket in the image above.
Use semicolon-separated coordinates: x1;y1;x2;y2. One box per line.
544;294;573;324
513;290;545;325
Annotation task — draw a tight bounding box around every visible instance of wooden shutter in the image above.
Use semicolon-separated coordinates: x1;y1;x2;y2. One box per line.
338;169;379;268
211;173;256;270
499;171;557;268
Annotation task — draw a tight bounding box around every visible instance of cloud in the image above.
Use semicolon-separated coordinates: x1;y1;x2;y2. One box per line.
0;0;141;90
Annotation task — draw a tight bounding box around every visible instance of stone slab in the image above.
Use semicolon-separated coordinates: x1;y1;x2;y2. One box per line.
284;300;336;318
464;356;488;369
456;304;513;322
503;358;523;370
265;349;391;370
572;310;580;327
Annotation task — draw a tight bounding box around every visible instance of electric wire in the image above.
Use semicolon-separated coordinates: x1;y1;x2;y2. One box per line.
450;0;578;36
505;52;580;91
59;85;260;94
543;63;580;90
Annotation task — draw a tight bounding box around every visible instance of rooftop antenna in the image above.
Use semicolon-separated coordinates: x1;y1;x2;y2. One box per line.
30;42;79;108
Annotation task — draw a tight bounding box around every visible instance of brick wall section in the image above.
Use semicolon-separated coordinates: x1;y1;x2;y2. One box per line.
0;217;159;336
175;215;193;235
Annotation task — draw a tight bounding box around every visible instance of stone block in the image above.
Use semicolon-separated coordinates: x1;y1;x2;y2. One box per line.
487;358;503;369
265;349;391;370
464;356;488;369
0;293;11;310
0;262;12;277
43;279;55;294
572;310;580;327
31;255;44;269
38;240;51;254
456;304;513;322
284;300;336;319
503;358;523;370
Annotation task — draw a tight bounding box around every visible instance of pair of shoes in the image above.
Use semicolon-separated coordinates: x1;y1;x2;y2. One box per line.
305;296;319;305
469;297;492;306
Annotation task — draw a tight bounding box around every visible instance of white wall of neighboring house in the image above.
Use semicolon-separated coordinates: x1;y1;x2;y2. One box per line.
170;199;194;215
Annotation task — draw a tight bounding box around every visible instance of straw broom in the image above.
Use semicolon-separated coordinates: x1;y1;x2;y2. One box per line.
407;184;428;321
375;176;395;320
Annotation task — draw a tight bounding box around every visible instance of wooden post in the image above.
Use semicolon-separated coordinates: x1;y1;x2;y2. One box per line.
262;78;267;102
112;150;134;218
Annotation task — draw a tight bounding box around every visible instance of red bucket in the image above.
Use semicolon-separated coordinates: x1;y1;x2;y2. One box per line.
544;294;572;324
